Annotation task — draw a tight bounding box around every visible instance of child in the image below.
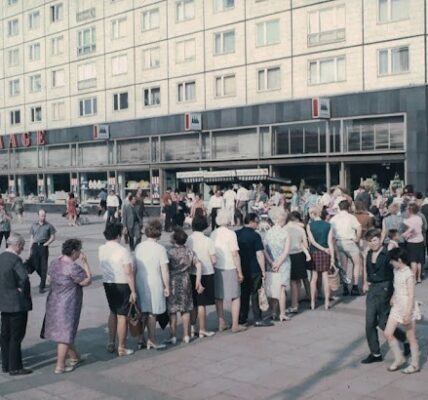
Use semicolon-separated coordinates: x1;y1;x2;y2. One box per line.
384;247;421;374
387;229;400;250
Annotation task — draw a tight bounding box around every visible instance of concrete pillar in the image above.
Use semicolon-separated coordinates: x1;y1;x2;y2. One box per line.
17;176;24;196
326;162;331;190
46;174;54;197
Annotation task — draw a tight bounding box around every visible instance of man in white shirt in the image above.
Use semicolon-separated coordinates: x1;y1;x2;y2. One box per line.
223;186;237;226
330;200;362;296
207;190;224;231
106;190;120;224
236;185;249;219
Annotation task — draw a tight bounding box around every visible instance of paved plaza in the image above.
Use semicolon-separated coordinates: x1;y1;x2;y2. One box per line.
0;213;427;400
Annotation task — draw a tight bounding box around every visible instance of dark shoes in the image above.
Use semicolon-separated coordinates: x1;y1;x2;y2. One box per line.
350;286;361;296
9;368;33;376
361;354;383;364
254;320;274;327
404;342;411;357
343;285;350;296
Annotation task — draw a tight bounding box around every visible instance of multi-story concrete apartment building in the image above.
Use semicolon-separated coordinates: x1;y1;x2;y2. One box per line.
0;0;425;203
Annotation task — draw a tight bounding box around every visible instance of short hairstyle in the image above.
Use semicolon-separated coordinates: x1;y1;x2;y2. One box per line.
416;192;423;200
62;239;82;256
192;215;208;232
388;202;399;214
172;227;188;245
388;247;409;265
287;211;303;223
355;200;367;212
69;192;74;199
38;208;46;216
365;228;382;241
408;203;420;214
128;194;135;201
388;229;398;240
309;207;321;217
104;222;123;240
145;219;162;239
244;213;259;225
7;232;25;247
216;209;230;226
338;200;350;211
269;207;287;225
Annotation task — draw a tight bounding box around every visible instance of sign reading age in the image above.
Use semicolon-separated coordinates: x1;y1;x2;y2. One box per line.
0;130;47;149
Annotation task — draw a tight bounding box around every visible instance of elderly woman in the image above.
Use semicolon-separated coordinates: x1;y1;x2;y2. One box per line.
166;227;203;344
210;210;246;333
264;207;291;321
402;203;425;283
42;239;92;374
307;207;334;310
381;203;404;245
187;215;216;338
135;220;170;349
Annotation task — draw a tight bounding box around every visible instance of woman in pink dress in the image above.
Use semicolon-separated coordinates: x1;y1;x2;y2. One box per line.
67;193;78;226
42;239;92;374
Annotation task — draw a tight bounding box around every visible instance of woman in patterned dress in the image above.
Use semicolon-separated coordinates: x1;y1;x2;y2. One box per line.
42;239;92;374
166;227;203;344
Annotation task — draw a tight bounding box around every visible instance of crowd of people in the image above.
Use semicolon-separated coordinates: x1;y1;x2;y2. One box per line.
0;181;424;377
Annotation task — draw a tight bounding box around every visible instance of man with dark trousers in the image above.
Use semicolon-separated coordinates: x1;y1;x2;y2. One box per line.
236;213;273;327
28;209;56;293
0;233;33;375
361;229;409;364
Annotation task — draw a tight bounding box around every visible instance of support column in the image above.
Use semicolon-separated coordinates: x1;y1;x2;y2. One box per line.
326;162;331;190
339;162;346;189
117;171;125;201
17;176;24;197
46;174;54;198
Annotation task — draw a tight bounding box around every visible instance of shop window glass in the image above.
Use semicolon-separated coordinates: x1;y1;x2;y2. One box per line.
79;142;108;166
375;124;389;149
361;125;375;151
14;148;38;169
330;121;341;153
0;152;8;170
260;127;271;157
212;129;258;159
46;145;70;167
304;126;319;153
274;125;289;155
290;128;303;154
161;134;199;161
117;139;150;164
201;133;211;159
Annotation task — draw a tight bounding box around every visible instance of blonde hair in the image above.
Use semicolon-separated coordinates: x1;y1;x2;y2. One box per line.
215;209;230;227
309;207;321;217
269;207;287;225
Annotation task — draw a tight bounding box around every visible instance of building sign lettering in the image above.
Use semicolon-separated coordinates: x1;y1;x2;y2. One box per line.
0;131;47;149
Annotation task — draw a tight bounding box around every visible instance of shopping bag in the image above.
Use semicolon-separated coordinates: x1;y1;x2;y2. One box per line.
328;266;341;291
127;303;142;337
103;211;108;221
258;285;269;312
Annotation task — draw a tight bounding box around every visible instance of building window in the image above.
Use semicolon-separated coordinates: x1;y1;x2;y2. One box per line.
8;48;19;66
176;39;195;63
142;8;159;31
214;30;235;55
29;74;42;92
30;106;42;123
77;27;96;55
8;0;18;5
378;0;409;23
78;62;97;90
213;0;234;12
52;69;65;88
79;97;97;117
308;5;345;46
7;19;19;36
10;110;21;125
50;3;63;22
144;87;160;106
113;92;129;111
29;43;41;61
257;67;280;91
52;102;65;121
112;17;127;40
309;56;346;85
9;79;20;96
142;47;160;69
111;54;128;76
215;74;236;97
176;0;194;22
178;81;196;102
28;10;41;30
378;46;409;75
256;20;280;47
51;35;64;56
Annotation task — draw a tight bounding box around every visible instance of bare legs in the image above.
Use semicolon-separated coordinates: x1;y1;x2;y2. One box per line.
310;271;330;310
411;262;422;283
55;343;78;371
279;286;287;318
169;312;190;339
216;297;241;331
291;280;300;310
107;312;129;351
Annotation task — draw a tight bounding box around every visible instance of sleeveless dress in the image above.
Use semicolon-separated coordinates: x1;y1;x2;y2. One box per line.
389;267;422;324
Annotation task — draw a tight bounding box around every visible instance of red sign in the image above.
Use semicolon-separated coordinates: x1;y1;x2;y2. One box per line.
9;134;17;148
22;133;31;147
37;130;46;145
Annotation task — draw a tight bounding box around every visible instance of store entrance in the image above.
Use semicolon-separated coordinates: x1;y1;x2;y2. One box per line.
275;164;339;189
22;175;37;196
347;162;404;191
0;176;8;194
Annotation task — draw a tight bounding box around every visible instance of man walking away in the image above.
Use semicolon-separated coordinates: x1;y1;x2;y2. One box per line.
122;195;142;251
162;188;173;232
28;209;56;294
0;233;33;375
236;213;273;327
361;229;409;364
106;190;120;224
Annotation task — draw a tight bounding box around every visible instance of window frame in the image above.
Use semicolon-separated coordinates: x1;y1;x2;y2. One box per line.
113;92;129;111
50;3;63;23
111;54;128;76
256;19;280;48
257;66;281;92
9;79;20;97
51;35;64;56
142;46;161;69
10;110;21;126
77;27;96;56
213;29;235;55
28;42;41;61
142;8;160;31
7;19;19;37
214;73;236;98
377;0;409;24
30;106;42;123
308;55;346;85
307;4;346;47
143;86;161;107
377;45;410;76
177;80;196;103
29;74;42;93
52;101;66;121
28;10;41;30
8;48;19;67
79;97;97;117
51;68;65;88
213;0;235;13
111;16;127;40
176;0;195;23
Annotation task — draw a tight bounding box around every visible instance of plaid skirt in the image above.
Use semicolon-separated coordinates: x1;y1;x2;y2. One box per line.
312;250;331;273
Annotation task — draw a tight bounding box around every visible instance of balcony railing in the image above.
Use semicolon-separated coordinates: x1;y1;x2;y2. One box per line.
76;8;96;22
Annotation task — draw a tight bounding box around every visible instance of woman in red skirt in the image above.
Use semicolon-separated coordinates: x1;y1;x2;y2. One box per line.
307;207;335;310
67;193;78;226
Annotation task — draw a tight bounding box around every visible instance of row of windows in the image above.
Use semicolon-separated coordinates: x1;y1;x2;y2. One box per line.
3;43;410;102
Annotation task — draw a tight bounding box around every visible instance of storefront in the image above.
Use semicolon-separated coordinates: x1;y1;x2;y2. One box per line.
0;85;424;208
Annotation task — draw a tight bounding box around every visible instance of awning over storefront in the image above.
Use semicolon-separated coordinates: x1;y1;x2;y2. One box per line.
176;169;290;184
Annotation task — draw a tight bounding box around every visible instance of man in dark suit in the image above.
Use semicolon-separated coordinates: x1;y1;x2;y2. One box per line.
0;232;33;376
122;195;142;251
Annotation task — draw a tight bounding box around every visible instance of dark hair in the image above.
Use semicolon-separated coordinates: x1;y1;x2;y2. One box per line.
354;200;367;212
408;203;420;214
145;219;162;239
62;238;82;256
309;187;316;195
287;211;303;223
317;185;326;195
388;247;409;265
104;222;123;240
365;228;382;241
69;192;74;199
404;184;414;194
338;200;350;211
192;215;208;232
416;192;423;200
172;227;188;245
128;194;135;201
244;213;259;225
388;229;398;240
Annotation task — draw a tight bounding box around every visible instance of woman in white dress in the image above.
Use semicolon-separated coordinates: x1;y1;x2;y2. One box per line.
264;207;291;321
135;220;170;350
384;247;421;374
